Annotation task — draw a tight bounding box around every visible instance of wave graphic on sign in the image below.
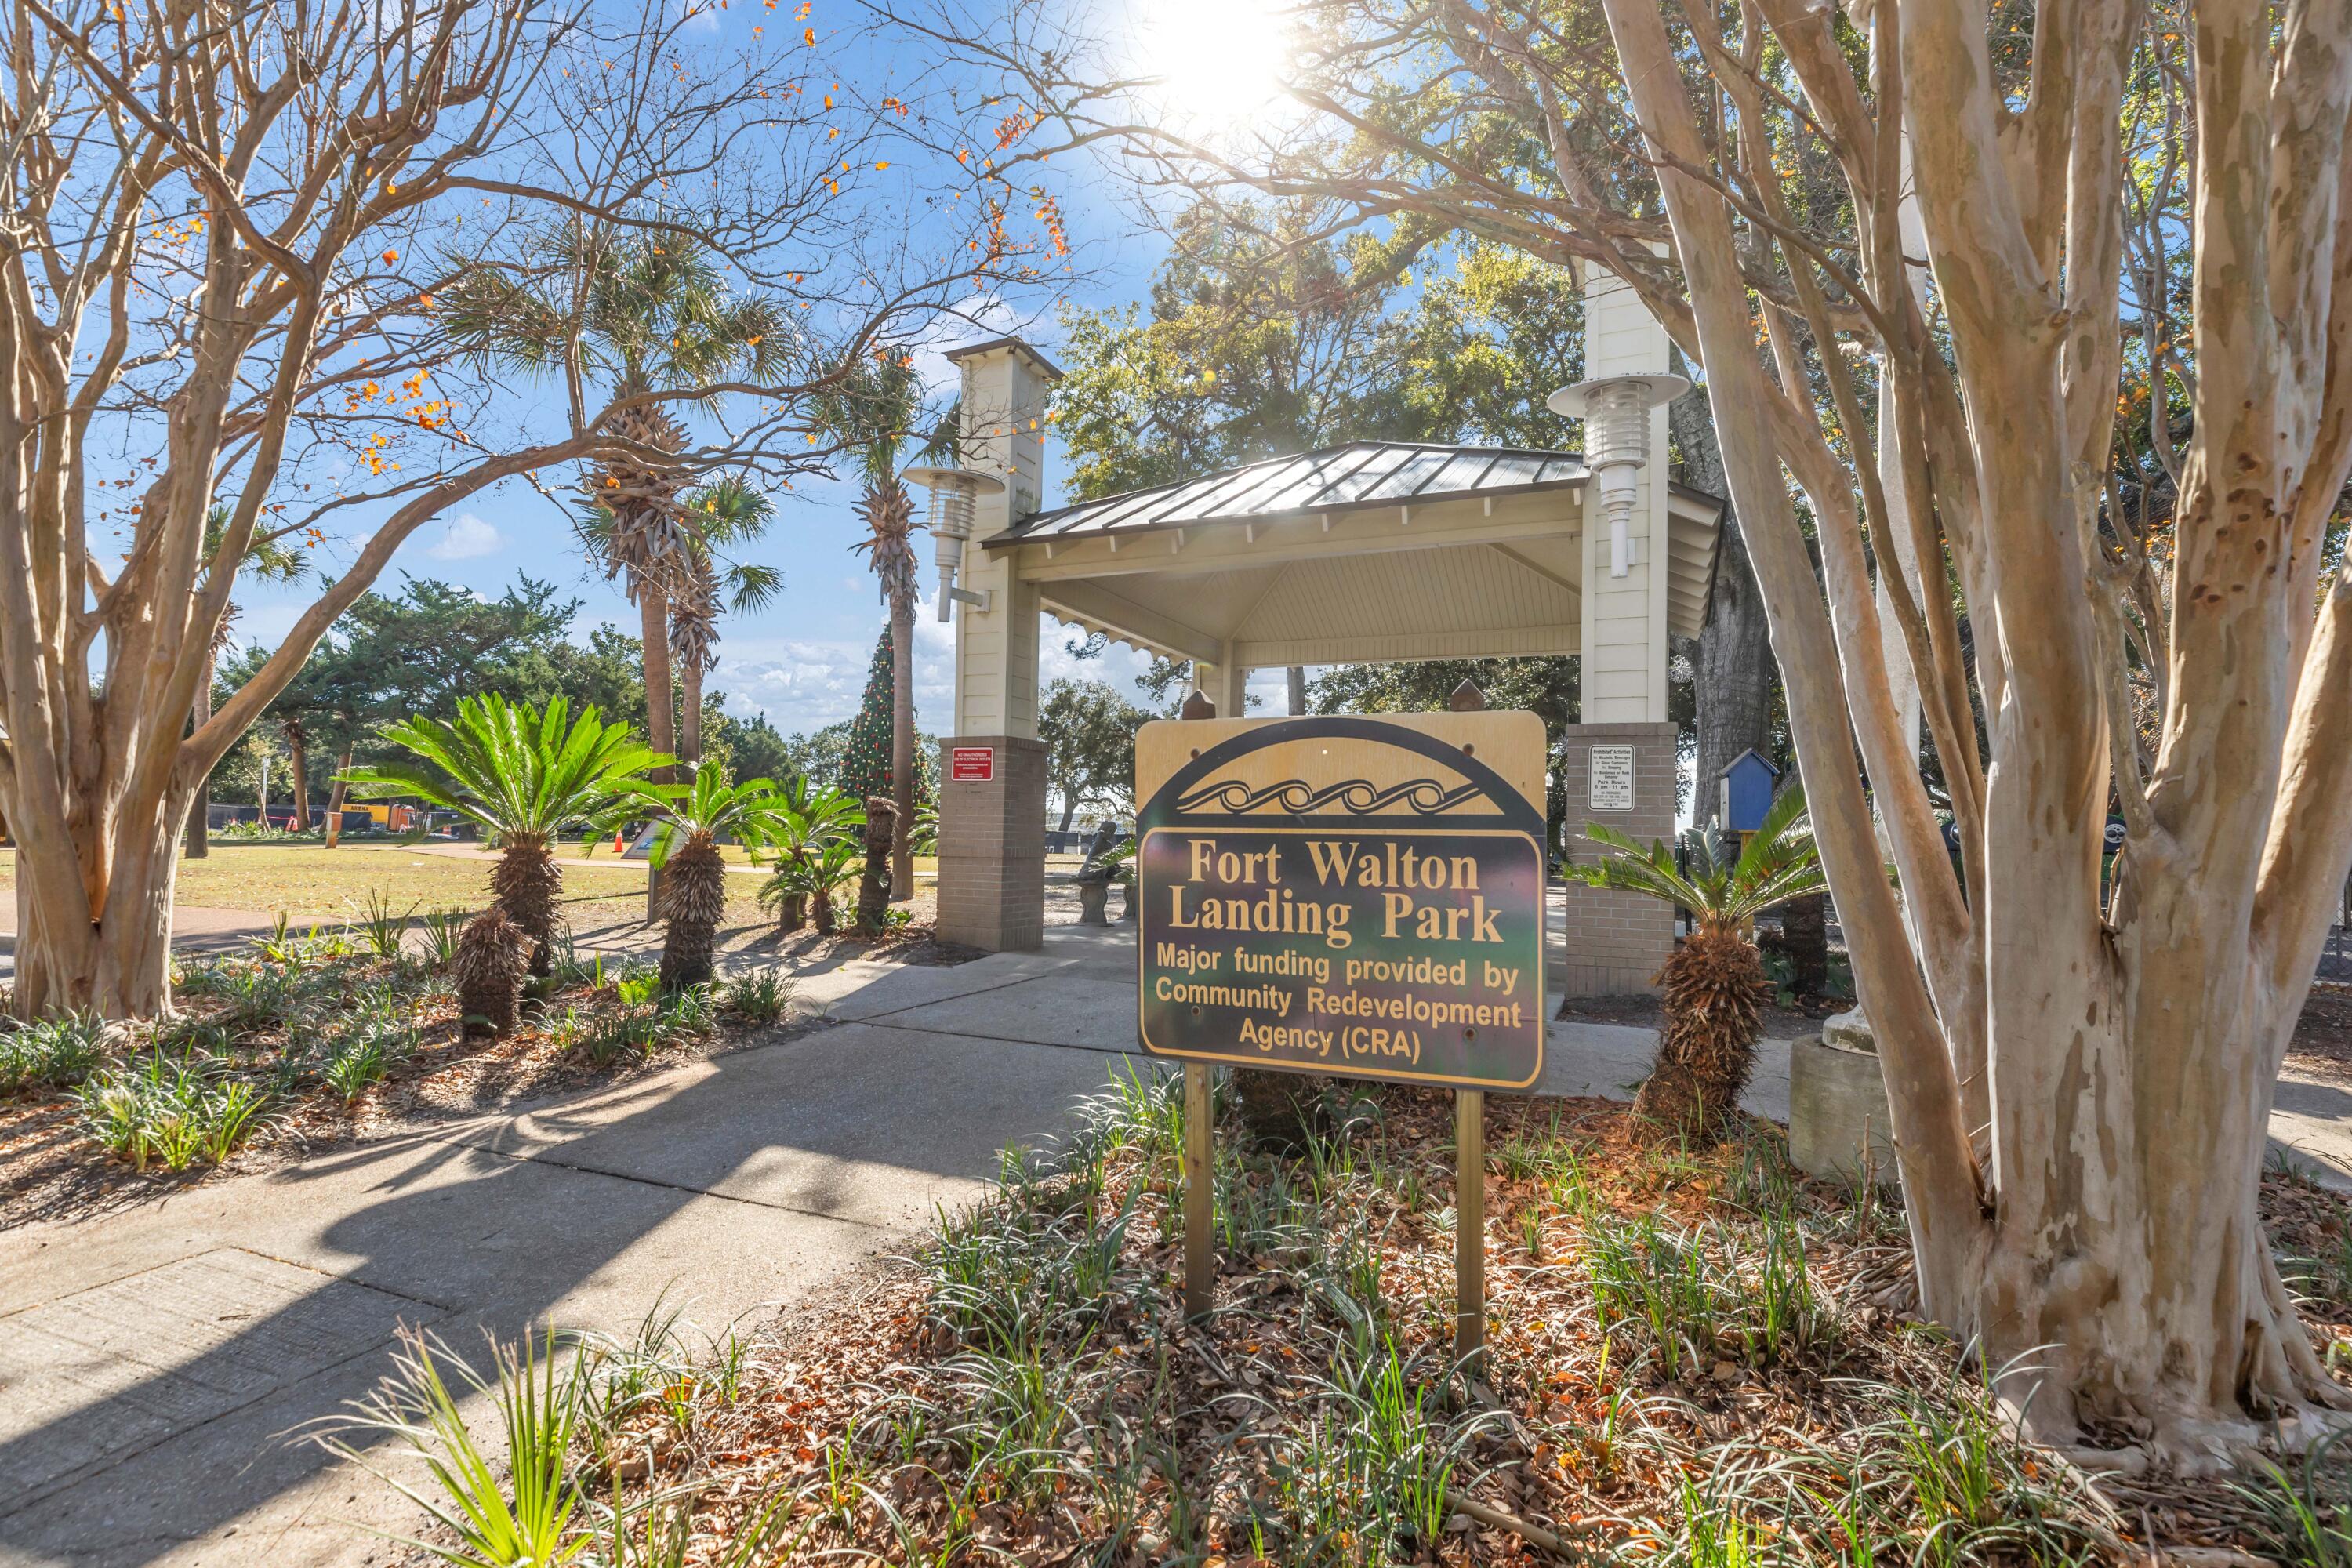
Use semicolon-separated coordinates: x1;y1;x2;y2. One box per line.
1172;777;1488;818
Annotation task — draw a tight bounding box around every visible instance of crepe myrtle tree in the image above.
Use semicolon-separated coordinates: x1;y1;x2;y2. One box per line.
0;0;1063;1021
943;0;2352;1463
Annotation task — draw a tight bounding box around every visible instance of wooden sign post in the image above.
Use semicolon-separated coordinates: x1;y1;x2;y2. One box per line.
1141;686;1546;1365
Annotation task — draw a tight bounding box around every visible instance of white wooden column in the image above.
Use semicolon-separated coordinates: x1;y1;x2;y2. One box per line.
1576;262;1672;724
1190;652;1248;719
949;339;1055;739
938;337;1059;951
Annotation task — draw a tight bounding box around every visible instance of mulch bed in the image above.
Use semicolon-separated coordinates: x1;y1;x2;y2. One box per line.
522;1084;2352;1566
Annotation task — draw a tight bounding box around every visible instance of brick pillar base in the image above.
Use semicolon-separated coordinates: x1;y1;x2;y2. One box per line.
936;735;1047;953
1556;721;1680;996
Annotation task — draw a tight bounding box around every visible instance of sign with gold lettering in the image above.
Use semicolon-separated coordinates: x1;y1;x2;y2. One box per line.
1134;713;1547;1089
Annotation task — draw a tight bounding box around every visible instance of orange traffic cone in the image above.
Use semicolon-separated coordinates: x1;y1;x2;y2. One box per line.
613;826;626;854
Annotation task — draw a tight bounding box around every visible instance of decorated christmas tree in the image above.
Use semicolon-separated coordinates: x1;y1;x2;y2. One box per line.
838;626;898;804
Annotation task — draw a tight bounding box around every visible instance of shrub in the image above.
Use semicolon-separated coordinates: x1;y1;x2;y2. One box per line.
76;1055;276;1171
0;1011;111;1091
725;968;795;1025
419;906;467;970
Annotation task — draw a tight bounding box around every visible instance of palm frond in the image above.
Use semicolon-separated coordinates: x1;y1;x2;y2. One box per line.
1574;780;1827;925
341;695;673;843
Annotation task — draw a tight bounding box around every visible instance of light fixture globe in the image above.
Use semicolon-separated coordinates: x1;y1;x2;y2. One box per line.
1548;373;1688;579
903;464;1007;621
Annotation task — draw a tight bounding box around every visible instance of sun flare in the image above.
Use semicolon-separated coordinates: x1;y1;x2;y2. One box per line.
1132;0;1297;131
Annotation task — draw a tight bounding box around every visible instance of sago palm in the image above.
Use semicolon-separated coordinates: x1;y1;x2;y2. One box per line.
641;762;787;989
1570;782;1828;1139
341;695;670;979
753;779;864;935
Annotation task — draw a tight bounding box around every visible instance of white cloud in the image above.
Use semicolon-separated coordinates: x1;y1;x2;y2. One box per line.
909;292;1029;396
425;513;507;561
715;607;1182;734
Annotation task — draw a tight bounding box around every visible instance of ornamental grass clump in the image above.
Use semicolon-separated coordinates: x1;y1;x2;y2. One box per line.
1569;782;1828;1140
0;1011;111;1091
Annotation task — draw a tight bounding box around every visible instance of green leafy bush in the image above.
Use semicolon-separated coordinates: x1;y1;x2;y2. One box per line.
76;1054;276;1171
725;968;795;1025
0;1011;111;1091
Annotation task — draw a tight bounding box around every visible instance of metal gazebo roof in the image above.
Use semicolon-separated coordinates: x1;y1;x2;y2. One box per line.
986;441;1609;546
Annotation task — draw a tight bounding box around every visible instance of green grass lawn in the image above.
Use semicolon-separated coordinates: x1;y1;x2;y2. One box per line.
0;841;938;933
0;844;670;929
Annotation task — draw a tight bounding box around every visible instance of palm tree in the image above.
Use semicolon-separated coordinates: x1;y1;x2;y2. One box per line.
443;230;789;789
639;762;786;988
819;354;935;902
669;474;782;764
340;695;670;985
1567;783;1829;1139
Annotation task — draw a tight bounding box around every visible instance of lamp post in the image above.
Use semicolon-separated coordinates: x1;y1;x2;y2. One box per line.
1547;373;1688;579
903;465;1007;622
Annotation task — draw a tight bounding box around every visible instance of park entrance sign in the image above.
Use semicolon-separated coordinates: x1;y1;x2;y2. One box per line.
1135;712;1548;1088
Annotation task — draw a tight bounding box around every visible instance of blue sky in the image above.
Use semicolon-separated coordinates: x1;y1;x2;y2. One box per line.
210;0;1308;736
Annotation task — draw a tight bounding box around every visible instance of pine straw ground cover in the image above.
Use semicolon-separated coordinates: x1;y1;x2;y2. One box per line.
365;1076;2352;1567
0;924;813;1226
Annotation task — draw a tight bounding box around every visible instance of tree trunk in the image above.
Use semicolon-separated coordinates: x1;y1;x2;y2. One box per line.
656;837;726;989
11;794;184;1019
1634;921;1766;1140
1776;892;1828;996
183;652;214;859
1593;0;2352;1458
492;836;562;976
322;750;353;848
1287;666;1306;716
1671;379;1774;818
858;797;897;931
890;595;915;901
284;718;311;832
1058;797;1077;833
641;583;677;921
681;655;705;764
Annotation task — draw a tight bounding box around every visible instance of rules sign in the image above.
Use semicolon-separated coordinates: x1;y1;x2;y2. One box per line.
1135;712;1547;1090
